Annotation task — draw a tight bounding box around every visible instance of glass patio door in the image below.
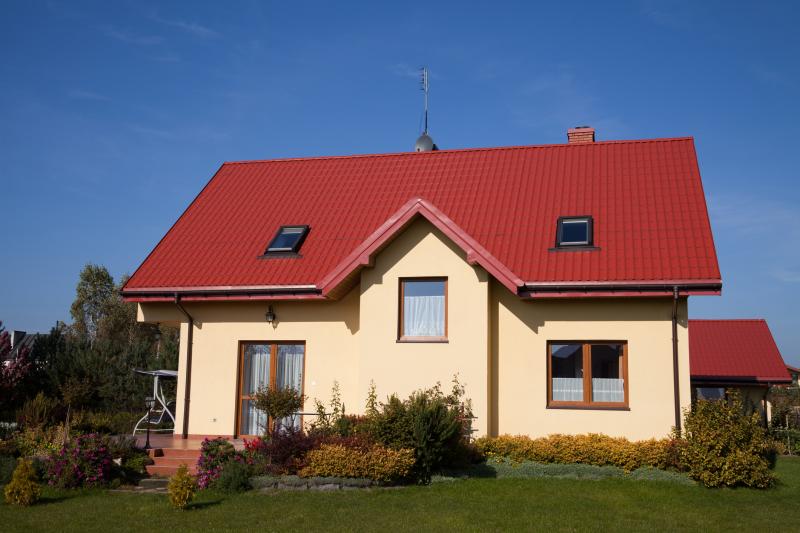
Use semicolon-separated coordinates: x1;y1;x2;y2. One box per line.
238;342;304;436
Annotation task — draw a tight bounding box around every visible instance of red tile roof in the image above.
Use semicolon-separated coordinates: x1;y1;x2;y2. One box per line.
689;320;791;383
122;137;721;300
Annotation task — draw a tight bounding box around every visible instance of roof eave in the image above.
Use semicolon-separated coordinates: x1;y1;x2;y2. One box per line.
122;285;324;303
691;375;792;385
520;280;722;298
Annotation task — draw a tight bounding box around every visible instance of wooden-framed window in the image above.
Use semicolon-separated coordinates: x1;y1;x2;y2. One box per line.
398;277;448;342
547;341;628;408
236;341;305;436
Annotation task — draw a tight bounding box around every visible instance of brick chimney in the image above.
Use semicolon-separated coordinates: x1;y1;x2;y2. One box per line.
567;126;595;144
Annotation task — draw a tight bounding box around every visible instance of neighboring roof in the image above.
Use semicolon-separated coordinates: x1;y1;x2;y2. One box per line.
122;137;722;301
689;319;791;384
787;365;800;374
3;332;38;362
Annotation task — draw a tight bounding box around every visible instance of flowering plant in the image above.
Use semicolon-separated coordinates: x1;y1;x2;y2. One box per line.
196;437;236;489
44;433;113;488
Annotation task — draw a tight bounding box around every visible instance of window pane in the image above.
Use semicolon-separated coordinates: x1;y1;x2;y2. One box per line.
239;399;267;435
276;344;305;431
243;344;271;395
551;344;583;401
561;220;588;244
268;226;305;251
403;280;445;337
696;387;725;401
591;344;624;403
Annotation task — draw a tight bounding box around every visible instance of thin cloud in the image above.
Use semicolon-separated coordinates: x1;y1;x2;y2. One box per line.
153;53;181;63
68;89;111;102
638;0;693;30
101;25;163;46
390;63;423;79
510;66;627;137
151;14;220;38
708;193;800;284
771;268;800;283
128;124;175;140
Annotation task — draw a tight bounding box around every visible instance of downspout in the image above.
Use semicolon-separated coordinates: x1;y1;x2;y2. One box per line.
175;294;194;440
671;286;682;432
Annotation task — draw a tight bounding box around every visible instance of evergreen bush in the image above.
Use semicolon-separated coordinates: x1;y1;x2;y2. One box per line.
167;464;196;510
681;391;776;488
3;458;41;506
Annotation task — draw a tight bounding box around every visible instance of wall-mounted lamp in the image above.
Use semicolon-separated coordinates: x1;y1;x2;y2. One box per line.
265;305;276;324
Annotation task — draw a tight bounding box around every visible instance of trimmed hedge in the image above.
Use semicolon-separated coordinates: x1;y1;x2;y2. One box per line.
300;444;415;483
475;434;681;472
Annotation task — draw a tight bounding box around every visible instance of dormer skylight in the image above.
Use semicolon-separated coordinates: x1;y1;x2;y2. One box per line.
264;225;309;255
556;216;592;247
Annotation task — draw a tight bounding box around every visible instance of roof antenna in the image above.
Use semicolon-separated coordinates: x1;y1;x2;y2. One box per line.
414;66;438;152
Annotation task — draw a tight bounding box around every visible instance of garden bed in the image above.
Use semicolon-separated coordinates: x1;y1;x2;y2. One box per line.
2;458;799;532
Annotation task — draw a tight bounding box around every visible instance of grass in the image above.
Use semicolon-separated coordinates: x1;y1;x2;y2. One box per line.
2;457;799;532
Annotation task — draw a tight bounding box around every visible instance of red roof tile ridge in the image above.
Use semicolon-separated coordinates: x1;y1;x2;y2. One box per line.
222;137;696;165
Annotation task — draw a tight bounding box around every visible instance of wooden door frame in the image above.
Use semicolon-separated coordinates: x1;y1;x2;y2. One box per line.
235;340;306;438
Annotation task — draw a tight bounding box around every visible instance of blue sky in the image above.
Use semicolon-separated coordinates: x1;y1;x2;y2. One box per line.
1;1;798;365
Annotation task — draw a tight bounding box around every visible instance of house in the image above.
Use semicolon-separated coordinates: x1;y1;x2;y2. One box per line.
2;330;39;366
688;319;791;423
122;127;723;441
787;365;800;387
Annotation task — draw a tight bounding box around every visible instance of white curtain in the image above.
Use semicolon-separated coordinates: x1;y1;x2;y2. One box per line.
592;378;624;403
404;295;445;337
242;346;270;434
552;378;583;401
276;344;305;431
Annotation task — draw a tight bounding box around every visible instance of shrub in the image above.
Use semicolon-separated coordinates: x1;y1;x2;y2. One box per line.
475;434;677;472
1;454;17;485
680;391;776;488
196;438;236;489
213;460;252;492
69;411;144;435
108;436;152;484
3;458;41;506
16;393;62;429
0;437;19;457
44;433;113;488
14;424;67;457
300;444;415;483
770;427;800;455
366;379;475;483
167;464;196;510
241;430;320;476
252;386;305;434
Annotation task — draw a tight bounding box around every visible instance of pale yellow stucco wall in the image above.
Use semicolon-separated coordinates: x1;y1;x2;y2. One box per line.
357;218;490;436
139;290;360;436
491;284;690;440
136;217;691;441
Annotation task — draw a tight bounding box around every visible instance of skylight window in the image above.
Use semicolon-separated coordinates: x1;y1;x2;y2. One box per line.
265;225;309;255
556;217;593;247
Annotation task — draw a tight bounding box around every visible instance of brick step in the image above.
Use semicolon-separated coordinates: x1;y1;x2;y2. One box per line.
159;448;202;459
147;448;201;459
151;457;199;468
146;464;198;477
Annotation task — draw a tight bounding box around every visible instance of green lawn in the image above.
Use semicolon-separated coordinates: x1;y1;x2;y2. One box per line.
3;457;799;532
